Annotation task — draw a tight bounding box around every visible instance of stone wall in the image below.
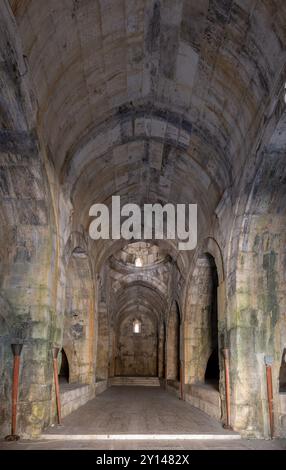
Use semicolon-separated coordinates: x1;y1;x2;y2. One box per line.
115;313;158;377
0;3;59;437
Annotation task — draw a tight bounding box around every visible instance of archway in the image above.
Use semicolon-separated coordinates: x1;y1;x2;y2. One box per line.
183;252;222;420
62;247;95;385
279;349;286;393
205;348;220;389
204;254;219;390
106;251;168;381
59;349;70;384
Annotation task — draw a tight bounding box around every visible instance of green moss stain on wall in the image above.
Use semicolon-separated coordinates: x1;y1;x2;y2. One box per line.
262;250;279;327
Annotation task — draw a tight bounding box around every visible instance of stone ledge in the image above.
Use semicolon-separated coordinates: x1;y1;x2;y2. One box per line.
279;393;286;414
95;379;108;395
109;377;160;386
185;383;222;422
60;384;95;419
279;393;286;437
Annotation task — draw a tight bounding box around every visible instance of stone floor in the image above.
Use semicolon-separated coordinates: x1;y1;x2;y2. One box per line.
43;386;236;436
1;439;286;450
0;386;285;450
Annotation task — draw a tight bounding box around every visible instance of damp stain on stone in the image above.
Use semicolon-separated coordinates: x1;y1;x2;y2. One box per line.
262;250;279;326
146;1;161;54
71;323;84;339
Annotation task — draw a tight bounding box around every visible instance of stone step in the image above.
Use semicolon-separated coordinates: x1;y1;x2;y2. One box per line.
40;433;241;441
109;376;160;387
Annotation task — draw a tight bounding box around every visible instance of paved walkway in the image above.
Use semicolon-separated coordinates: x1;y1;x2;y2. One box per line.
1;387;285;450
44;386;236;436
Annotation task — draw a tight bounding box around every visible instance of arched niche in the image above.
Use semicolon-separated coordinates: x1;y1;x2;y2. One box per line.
62;243;95;385
58;349;70;383
184;252;221;386
203;238;225;285
279;349;286;393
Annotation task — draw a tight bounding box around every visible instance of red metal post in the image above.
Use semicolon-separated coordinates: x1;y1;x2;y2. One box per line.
53;347;62;425
5;343;23;441
265;356;274;439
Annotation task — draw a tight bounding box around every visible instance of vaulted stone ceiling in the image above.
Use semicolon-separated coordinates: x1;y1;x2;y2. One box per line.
9;0;286;255
107;241;171;321
113;241;168;266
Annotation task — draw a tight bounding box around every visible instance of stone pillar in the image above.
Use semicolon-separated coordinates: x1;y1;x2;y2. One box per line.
157;322;164;378
96;302;109;381
108;328;116;377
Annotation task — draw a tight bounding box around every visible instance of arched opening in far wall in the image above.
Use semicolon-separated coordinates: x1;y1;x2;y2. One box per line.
204;254;219;390
279;349;286;393
59;349;70;384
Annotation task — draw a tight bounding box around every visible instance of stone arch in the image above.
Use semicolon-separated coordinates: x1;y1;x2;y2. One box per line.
203;254;220;389
62;237;96;385
205;348;220;386
58;348;70;383
109;280;167;379
93;237;188;280
182;251;222;421
112;281;167;325
111;272;168;298
184;253;221;385
63;231;90;267
203;238;225;285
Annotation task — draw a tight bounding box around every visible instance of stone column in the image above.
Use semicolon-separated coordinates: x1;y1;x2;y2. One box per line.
157;322;164;378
